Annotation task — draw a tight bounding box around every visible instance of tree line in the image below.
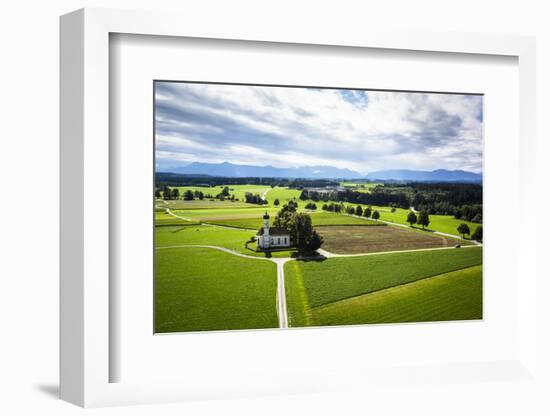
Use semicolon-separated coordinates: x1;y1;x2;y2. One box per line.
156;173;339;189
300;182;482;222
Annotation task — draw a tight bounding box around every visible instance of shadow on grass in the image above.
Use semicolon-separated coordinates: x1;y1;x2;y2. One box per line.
293;250;328;262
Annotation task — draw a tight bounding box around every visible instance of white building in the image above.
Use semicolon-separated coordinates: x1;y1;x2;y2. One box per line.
257;212;291;249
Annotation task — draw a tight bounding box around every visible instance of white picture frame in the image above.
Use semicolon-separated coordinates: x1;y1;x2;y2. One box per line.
60;7;538;408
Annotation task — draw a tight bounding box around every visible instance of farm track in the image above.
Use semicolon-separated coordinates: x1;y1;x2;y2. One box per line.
317;244;481;259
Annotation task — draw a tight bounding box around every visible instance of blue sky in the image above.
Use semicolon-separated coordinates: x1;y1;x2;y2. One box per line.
155;82;483;174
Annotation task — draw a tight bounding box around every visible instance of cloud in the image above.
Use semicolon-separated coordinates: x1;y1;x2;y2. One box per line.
154;82;483;174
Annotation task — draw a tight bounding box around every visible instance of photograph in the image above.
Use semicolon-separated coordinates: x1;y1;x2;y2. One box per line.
154;81;483;333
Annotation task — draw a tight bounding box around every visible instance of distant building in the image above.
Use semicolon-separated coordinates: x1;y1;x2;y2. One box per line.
257;212;291;249
304;185;345;194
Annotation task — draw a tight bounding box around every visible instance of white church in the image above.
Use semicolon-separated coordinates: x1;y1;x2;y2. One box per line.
257;212;291;249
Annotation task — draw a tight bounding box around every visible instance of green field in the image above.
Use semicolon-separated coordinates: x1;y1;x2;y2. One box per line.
366;205;479;237
157;198;253;210
155;247;278;332
155;211;200;226
284;246;482;326
264;186;302;205
203;210;384;230
160;184;480;238
311;265;482;326
340;182;382;192
156;224;296;258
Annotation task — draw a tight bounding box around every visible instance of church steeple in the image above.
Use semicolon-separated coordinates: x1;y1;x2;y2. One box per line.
263;212;270;231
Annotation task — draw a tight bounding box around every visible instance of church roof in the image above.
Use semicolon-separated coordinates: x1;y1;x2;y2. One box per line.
257;227;289;236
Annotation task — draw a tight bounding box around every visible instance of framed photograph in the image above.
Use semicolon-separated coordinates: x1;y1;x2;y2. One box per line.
153;80;484;334
60;8;539;408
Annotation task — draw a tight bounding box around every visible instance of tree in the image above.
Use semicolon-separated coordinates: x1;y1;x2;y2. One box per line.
347;206;355;215
198;191;204;200
155;189;161;198
183;190;194;200
364;206;372;218
163;188;172;200
356;206;363;216
290;212;314;250
457;223;471;238
417;210;430;229
172;188;180;199
407;211;417;227
471;225;483;242
372;210;380;220
308;230;324;251
274;198;280;206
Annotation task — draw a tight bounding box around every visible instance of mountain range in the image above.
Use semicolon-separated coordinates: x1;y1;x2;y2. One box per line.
163;161;482;183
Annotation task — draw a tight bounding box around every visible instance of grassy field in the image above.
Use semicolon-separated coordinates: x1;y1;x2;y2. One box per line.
157;199;253;210
340;182;382;192
156;224;297;258
317;224;472;254
203;210;384;230
155;211;200;226
310;265;482;326
160;184;480;238
155;246;278;332
367;205;480;237
265;187;302;205
284;246;482;316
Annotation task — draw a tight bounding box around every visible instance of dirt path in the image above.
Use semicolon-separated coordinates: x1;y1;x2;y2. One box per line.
317;243;481;259
261;188;271;201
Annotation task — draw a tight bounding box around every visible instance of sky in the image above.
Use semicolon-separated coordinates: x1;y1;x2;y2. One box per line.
154;82;483;175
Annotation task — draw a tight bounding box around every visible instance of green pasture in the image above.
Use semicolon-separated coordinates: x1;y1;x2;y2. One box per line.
265;187;302;205
155;246;278;332
202;210;383;230
158;198;253;210
367;205;480;237
340;182;382;192
155;224;296;258
284;246;482;326
310;265;482;326
155;211;200;226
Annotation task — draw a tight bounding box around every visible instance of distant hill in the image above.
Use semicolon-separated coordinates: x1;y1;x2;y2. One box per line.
365;169;482;183
170;161;362;179
163;161;482;183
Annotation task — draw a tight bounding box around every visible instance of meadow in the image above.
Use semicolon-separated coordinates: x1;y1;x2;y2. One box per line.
156;224;297;258
203;210;385;230
310;265;482;326
284;246;482;326
340;182;381;192
155;246;278;332
367;205;479;237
